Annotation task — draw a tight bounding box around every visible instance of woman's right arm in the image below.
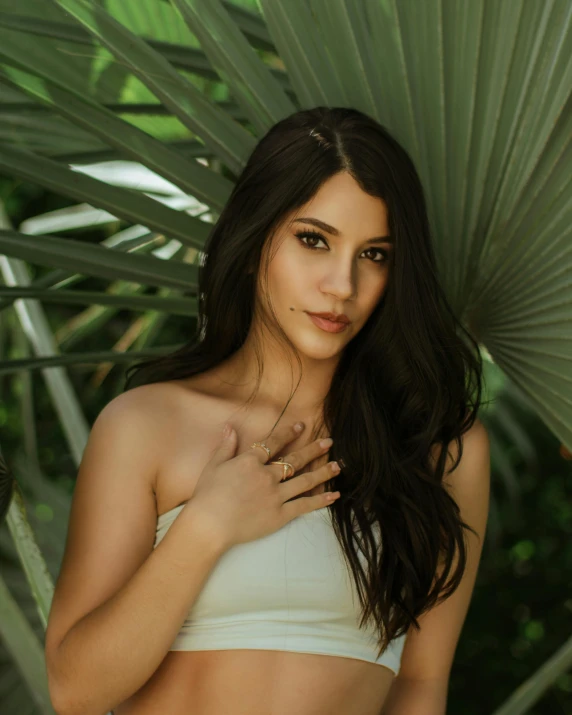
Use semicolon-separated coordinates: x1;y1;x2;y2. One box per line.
47;386;336;715
50;502;226;715
44;385;228;715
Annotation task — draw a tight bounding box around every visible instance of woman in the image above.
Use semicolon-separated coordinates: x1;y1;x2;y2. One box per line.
45;106;490;715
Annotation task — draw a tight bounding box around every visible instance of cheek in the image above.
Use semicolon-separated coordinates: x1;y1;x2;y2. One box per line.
372;274;388;302
266;242;309;295
276;239;305;270
358;272;388;315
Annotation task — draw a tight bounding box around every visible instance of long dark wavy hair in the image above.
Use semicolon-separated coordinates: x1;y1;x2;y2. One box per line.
123;106;484;659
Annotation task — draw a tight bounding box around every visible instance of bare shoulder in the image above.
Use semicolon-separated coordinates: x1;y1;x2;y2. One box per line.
456;416;490;464
437;417;491;540
91;382;175;462
104;380;189;422
429;416;490;482
101;380;208;480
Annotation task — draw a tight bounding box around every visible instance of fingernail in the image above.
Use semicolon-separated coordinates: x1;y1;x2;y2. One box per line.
294;422;304;432
320;437;333;448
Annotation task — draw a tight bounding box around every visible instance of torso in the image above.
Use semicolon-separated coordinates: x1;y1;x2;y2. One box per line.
114;372;397;715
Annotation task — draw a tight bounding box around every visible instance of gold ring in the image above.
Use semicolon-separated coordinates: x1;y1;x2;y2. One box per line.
251;441;271;460
269;456;295;482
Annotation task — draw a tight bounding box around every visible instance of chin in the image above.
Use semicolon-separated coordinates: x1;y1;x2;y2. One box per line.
292;336;349;361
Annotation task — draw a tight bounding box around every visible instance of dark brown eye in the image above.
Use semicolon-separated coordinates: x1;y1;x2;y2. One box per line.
295;230;326;249
365;248;389;264
295;231;389;265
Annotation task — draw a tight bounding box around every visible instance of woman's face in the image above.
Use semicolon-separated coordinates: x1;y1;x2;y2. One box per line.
257;171;393;361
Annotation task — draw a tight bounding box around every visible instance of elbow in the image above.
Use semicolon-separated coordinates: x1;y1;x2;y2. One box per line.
47;669;76;715
47;679;98;715
48;687;98;715
48;683;70;715
47;671;113;715
46;652;69;715
45;635;117;715
45;645;84;715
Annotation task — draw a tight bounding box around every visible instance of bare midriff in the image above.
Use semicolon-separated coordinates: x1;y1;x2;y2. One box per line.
113;649;396;715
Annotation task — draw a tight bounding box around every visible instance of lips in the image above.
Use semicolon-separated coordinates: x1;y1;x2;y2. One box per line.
307;312;350;324
306;312;349;333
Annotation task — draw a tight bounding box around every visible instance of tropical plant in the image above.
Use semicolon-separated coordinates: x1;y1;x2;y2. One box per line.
0;1;570;713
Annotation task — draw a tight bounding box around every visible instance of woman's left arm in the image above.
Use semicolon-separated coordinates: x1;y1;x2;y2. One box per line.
382;418;491;715
381;675;448;715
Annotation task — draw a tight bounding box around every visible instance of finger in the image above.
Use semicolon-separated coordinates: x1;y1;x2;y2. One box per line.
279;458;340;500
299;450;332;497
281;490;341;522
269;437;333;483
305;449;330;474
246;421;305;463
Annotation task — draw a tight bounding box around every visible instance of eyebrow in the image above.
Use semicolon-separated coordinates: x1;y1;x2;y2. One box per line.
293;217;393;245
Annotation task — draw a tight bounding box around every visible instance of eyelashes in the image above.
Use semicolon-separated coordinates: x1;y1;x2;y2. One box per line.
294;229;389;265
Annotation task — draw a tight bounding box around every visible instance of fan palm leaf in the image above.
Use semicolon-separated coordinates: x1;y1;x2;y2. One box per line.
0;1;570;713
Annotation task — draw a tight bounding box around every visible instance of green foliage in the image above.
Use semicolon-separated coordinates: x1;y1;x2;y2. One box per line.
0;0;570;713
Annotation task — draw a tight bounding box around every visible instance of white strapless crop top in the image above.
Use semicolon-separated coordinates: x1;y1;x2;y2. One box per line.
153;502;407;675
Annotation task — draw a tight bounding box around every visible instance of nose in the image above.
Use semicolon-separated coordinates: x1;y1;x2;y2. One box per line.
320;258;357;302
